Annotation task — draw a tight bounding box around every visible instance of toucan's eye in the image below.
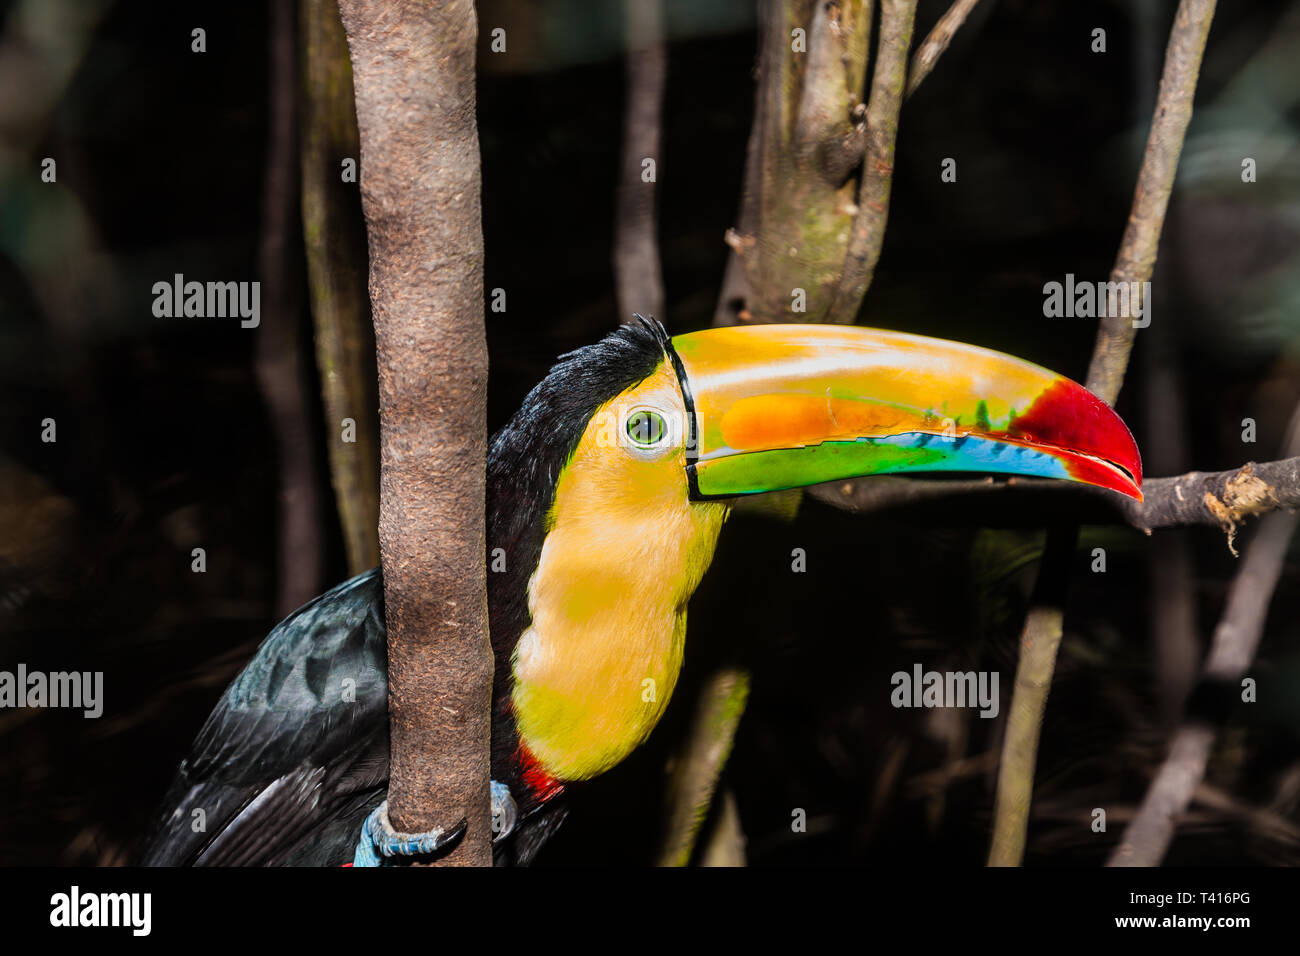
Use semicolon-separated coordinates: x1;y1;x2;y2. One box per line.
625;409;667;447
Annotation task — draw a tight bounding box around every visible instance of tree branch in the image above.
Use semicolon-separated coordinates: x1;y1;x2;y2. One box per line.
715;0;875;325
1108;407;1300;866
987;525;1076;867
905;0;982;99
828;0;917;324
795;0;868;186
1086;0;1218;405
809;455;1300;537
337;0;494;865
656;668;751;866
1131;458;1298;539
614;0;666;324
985;0;1218;867
1105;514;1294;866
301;0;380;576
256;0;324;618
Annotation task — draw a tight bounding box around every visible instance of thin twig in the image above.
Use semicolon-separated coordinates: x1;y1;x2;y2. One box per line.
987;526;1076;866
1108;407;1300;866
614;0;666;324
905;0;982;99
1107;513;1297;866
1087;0;1219;406
985;0;1218;867
256;0;324;616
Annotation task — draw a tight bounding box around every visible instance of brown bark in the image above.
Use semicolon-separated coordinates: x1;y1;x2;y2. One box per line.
336;0;494;865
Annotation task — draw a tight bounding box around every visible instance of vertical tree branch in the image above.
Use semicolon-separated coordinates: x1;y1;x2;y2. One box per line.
1086;0;1218;407
986;526;1076;866
301;0;381;576
614;0;666;324
337;0;494;865
717;0;875;325
711;0;786;327
257;0;325;617
656;668;751;866
986;0;1217;866
714;0;973;327
827;0;917;324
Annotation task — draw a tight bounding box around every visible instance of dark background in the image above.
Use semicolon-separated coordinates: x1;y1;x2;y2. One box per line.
2;0;1298;865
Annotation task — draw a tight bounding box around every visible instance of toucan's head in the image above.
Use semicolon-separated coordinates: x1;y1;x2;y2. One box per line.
492;316;1141;790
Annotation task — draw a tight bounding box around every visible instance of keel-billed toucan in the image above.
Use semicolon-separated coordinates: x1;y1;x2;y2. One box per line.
140;317;1141;865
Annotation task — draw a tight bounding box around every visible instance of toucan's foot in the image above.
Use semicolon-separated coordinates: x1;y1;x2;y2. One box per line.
352;801;466;867
490;779;518;841
351;781;518;866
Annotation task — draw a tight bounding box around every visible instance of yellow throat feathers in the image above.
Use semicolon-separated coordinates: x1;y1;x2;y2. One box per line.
510;360;729;781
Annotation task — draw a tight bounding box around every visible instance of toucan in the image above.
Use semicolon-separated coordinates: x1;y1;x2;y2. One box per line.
139;317;1141;865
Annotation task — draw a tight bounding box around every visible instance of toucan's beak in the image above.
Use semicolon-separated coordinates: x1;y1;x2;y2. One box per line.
668;324;1142;502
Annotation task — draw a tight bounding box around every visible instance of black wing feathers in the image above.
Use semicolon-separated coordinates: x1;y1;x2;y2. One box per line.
139;570;390;865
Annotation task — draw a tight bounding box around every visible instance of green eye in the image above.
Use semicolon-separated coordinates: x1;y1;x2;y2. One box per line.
626;409;667;447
